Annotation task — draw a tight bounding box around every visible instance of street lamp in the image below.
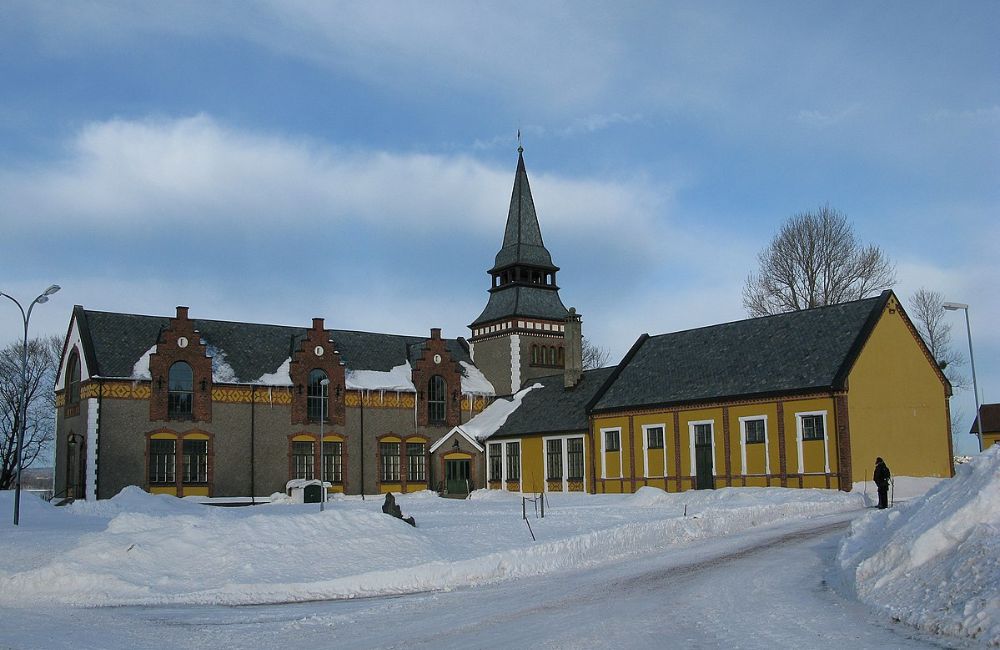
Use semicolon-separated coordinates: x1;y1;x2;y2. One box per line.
943;301;984;452
319;377;330;512
1;284;61;525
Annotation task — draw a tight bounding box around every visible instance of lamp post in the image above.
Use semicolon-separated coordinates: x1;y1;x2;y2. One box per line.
1;284;61;525
319;377;330;512
943;301;984;452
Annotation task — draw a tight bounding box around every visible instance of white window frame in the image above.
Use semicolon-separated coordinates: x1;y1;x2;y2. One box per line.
688;420;716;478
738;415;770;476
641;423;667;478
600;427;623;479
502;439;523;492
794;410;830;475
542;435;587;492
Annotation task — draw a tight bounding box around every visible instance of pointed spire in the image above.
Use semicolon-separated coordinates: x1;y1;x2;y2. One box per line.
490;146;556;272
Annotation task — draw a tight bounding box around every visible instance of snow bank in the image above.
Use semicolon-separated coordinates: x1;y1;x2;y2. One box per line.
0;485;861;608
837;447;1000;645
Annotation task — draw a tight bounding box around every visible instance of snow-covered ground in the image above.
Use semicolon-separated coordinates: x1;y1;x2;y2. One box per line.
0;457;994;647
838;446;1000;646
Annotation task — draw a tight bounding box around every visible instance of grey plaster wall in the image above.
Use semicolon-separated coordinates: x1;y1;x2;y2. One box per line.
472;337;513;395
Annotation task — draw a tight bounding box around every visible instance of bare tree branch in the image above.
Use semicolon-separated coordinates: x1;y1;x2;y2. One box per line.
743;205;896;317
0;335;61;489
581;337;611;370
908;288;966;389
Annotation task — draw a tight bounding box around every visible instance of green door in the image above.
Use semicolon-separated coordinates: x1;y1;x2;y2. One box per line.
446;459;470;494
694;423;715;490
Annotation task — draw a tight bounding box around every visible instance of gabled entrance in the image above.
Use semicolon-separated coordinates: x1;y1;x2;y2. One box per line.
445;458;471;496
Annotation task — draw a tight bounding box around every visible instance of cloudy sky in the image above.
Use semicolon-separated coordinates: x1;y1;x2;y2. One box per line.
1;2;996;453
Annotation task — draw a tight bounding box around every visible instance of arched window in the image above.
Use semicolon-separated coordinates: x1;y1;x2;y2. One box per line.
65;351;81;405
167;362;193;419
550;347;557;366
531;345;539;365
558;347;565;367
428;375;446;423
307;369;329;421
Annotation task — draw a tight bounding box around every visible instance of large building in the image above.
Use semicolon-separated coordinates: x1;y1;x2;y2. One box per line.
53;148;954;501
53;149;581;501
470;290;954;493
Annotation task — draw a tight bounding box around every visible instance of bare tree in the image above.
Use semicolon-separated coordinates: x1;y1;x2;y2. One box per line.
743;205;896;317
908;288;966;389
582;337;611;370
0;335;61;489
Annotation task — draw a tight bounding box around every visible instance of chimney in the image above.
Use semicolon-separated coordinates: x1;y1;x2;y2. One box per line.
430;328;442;340
176;306;189;320
564;307;583;388
312;318;324;331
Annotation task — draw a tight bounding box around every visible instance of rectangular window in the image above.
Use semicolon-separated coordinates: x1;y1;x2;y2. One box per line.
506;441;520;481
646;426;664;449
694;423;713;446
407;443;426;482
380;442;400;482
801;415;825;440
604;429;621;452
489;443;502;481
292;441;314;480
324;441;342;483
567;438;584;480
149;439;175;484
546;439;563;480
745;418;766;444
182;439;208;483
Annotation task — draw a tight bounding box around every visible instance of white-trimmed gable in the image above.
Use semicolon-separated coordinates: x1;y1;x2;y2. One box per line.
429;427;485;453
56;315;90;387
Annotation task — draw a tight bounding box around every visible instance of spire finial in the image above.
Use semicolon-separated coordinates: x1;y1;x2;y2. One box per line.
517;129;523;153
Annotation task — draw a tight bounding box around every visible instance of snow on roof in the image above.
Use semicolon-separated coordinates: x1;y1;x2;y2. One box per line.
254;357;292;386
462;383;542;441
346;362;416;392
460;361;495;396
130;345;156;380
207;345;238;383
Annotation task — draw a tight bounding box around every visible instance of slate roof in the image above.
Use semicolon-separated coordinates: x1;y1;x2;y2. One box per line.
970;404;1000;434
470;285;570;327
592;293;893;413
490;149;557;273
73;306;474;383
489;367;617;438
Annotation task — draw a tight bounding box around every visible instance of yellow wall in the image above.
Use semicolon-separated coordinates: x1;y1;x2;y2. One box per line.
520;437;544;493
846;297;952;480
590;395;843;493
983;434;999;450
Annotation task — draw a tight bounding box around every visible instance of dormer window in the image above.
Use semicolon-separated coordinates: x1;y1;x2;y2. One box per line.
167;362;194;419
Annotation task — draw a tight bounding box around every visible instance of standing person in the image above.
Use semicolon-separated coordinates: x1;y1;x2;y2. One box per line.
873;457;891;509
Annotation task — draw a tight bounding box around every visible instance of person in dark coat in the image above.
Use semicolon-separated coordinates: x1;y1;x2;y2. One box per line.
873;457;891;509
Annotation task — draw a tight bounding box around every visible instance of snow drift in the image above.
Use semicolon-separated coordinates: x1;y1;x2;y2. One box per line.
837;446;1000;645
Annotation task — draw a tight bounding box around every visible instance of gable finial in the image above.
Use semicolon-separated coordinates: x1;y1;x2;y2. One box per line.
517;129;523;153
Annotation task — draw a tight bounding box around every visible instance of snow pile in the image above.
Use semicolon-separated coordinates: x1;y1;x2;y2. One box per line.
465;383;542;441
837;447;1000;645
346;362;415;392
851;476;943;505
0;485;862;608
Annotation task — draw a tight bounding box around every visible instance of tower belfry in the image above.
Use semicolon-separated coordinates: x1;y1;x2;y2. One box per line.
469;148;579;395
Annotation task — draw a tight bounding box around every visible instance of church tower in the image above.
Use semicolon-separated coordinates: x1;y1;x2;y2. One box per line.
469;147;581;395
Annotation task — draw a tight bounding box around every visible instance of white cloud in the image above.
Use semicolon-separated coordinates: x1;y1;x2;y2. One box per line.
0;115;668;251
